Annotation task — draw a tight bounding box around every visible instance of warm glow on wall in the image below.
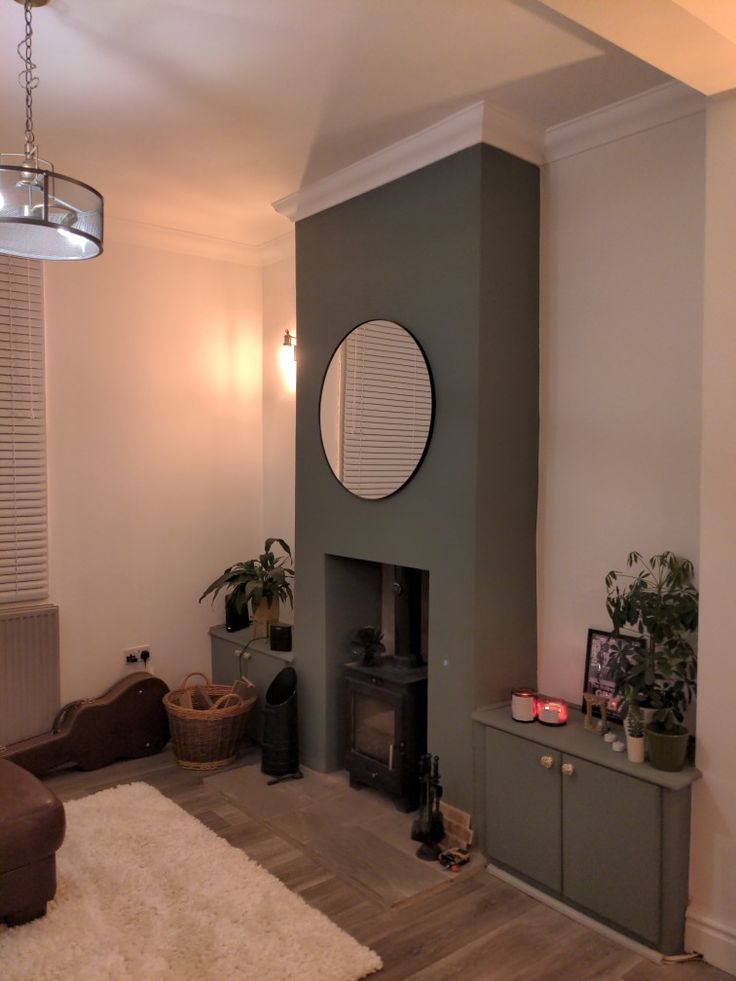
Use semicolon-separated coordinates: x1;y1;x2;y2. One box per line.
280;329;297;393
203;320;261;399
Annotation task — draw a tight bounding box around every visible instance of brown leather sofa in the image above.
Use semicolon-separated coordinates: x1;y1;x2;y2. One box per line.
0;758;65;926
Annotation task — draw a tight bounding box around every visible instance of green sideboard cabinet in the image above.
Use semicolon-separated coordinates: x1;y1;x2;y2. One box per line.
472;705;700;955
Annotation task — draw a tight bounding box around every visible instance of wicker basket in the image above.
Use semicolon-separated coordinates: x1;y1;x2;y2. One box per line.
164;672;256;770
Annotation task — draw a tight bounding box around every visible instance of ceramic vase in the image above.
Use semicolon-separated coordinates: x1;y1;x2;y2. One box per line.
626;733;645;764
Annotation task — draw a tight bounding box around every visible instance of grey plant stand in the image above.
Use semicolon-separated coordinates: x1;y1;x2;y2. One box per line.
472;704;700;955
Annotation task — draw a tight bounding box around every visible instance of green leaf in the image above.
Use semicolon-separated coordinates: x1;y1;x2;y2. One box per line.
275;538;292;559
603;549;698;723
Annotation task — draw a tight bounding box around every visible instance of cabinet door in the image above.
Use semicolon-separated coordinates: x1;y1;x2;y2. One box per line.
562;755;661;945
484;728;561;891
211;639;242;686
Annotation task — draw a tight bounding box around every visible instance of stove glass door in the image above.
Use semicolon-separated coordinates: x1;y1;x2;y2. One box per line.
352;692;397;768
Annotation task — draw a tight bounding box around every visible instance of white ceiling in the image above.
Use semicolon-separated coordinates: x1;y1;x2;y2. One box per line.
0;0;669;247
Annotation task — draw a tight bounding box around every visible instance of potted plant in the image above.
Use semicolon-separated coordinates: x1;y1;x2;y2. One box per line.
350;626;386;667
200;538;294;634
604;551;698;772
624;704;645;763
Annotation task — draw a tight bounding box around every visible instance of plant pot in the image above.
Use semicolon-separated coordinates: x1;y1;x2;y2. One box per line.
225;593;250;633
252;597;280;628
646;723;690;772
625;733;645;764
634;707;657;760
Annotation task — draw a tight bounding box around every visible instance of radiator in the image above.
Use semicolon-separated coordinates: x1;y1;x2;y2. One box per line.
0;604;60;745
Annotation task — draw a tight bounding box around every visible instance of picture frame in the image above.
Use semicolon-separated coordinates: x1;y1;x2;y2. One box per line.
581;628;644;724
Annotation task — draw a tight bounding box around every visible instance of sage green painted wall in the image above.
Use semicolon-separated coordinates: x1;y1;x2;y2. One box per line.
476;147;540;706
294;144;539;810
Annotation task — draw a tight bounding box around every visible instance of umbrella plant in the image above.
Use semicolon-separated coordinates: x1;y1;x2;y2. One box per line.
604;550;698;734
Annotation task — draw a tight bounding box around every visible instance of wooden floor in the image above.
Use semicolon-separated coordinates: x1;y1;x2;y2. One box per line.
46;752;731;981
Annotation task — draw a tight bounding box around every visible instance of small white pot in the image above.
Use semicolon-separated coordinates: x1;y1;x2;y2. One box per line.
626;734;646;764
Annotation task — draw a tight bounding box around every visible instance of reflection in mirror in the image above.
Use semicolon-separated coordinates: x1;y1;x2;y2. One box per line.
320;320;434;500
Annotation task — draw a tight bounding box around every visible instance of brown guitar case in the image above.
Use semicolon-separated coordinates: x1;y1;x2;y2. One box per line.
0;672;170;777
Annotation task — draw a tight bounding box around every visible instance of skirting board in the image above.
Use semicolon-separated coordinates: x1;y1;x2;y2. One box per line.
486;863;663;965
686;909;736;976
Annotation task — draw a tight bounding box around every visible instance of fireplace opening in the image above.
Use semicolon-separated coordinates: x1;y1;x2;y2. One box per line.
325;554;429;811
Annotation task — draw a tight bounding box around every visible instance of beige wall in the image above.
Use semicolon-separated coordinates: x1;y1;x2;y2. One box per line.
538;106;736;973
686;91;736;975
537;112;705;703
261;247;297;614
45;238;263;701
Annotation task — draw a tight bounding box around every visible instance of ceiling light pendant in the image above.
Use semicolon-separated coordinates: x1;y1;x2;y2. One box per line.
0;0;103;260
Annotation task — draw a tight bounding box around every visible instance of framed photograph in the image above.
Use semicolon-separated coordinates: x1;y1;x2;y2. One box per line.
582;628;643;723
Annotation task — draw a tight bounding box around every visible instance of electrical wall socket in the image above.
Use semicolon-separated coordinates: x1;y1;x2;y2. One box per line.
124;645;151;664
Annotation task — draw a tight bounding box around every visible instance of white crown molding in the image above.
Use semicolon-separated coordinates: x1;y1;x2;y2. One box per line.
482;102;546;169
259;230;295;267
686;907;736;975
105;218;262;267
272;100;545;223
544;81;706;163
271;83;703;224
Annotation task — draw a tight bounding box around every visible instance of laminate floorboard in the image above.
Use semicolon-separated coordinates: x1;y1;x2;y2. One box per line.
44;752;732;981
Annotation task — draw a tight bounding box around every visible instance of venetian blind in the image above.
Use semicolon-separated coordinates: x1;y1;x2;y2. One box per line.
341;320;432;499
0;256;48;603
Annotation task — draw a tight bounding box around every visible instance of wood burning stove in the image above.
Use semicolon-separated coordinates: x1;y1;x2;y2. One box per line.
344;659;427;811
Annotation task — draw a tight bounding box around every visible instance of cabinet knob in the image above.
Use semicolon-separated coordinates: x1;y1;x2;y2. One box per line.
540;755;554;769
561;762;575;777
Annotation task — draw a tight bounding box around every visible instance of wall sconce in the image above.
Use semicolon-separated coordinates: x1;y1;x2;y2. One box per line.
280;329;297;392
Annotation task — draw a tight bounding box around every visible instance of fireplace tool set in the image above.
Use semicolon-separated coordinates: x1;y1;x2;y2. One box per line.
411;754;446;859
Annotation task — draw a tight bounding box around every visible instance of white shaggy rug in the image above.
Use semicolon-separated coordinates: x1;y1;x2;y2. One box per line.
0;782;382;981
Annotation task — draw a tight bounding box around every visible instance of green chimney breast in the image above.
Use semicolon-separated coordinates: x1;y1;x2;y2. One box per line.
294;144;539;810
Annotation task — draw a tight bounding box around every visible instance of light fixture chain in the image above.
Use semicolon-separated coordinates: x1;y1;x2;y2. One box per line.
17;0;40;161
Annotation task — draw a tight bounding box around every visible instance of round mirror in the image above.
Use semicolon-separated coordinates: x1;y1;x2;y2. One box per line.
320;319;434;500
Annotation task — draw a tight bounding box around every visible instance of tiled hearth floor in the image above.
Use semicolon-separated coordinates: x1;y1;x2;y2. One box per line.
206;753;479;906
46;751;731;980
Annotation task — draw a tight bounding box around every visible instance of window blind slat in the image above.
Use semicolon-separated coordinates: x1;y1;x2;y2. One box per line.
0;586;47;600
0;526;46;548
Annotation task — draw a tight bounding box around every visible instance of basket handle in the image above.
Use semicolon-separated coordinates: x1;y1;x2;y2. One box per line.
213;692;244;711
180;671;211;689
